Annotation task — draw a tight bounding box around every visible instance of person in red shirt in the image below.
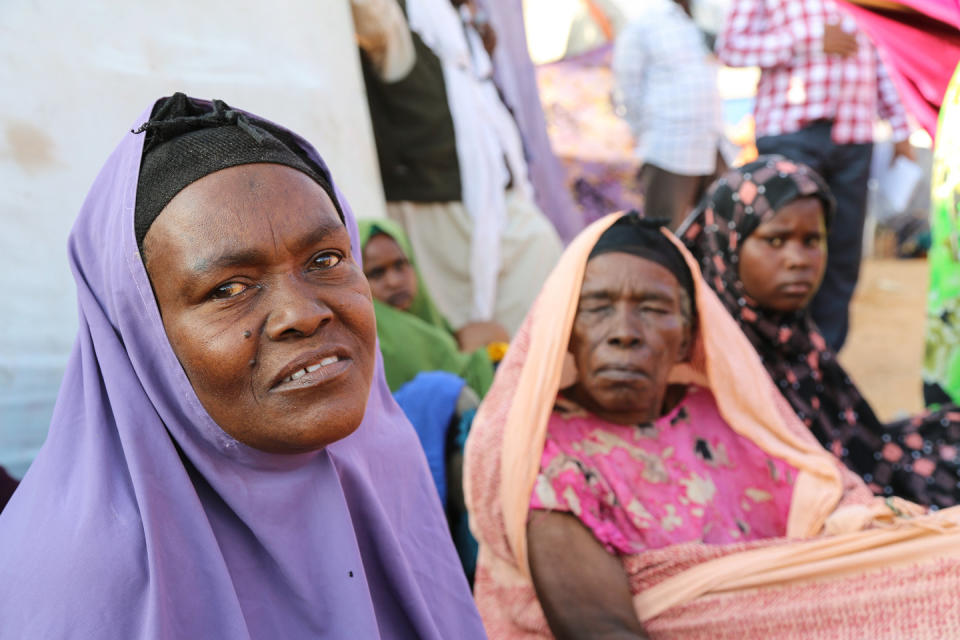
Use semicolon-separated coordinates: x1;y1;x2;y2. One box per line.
717;0;914;351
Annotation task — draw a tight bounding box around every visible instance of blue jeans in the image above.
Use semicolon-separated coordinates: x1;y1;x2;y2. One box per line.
757;121;873;351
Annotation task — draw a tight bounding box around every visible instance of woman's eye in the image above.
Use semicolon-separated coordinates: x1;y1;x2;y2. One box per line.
581;304;611;314
805;235;823;247
765;237;784;248
640;305;670;315
312;251;343;270
210;282;249;299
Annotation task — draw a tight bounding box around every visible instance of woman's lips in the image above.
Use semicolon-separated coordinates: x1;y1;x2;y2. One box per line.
779;281;814;296
595;366;648;381
270;356;353;393
387;291;413;309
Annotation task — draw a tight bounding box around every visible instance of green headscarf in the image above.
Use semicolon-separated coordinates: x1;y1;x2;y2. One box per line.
358;218;494;396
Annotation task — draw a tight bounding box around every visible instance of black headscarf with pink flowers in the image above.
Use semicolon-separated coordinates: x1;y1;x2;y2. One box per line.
681;156;960;509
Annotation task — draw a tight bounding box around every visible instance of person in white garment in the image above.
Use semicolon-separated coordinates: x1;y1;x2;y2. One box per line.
351;0;564;336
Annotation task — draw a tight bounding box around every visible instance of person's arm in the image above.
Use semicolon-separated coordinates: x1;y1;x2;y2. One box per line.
716;0;817;68
528;510;648;640
349;0;416;82
875;52;914;159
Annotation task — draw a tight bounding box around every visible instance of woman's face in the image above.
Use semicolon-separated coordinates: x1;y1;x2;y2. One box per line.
143;163;377;454
738;197;827;313
362;233;418;311
568;252;690;425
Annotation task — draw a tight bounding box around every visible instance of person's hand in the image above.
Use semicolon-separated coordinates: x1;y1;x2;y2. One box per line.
350;0;382;51
456;321;510;352
823;20;859;57
893;139;916;163
472;11;497;55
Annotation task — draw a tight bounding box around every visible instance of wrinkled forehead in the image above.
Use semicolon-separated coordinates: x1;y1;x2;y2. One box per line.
142;163;344;260
580;252;683;301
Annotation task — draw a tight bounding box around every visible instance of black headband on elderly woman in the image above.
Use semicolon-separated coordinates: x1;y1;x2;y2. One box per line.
589;211;696;305
132;92;343;253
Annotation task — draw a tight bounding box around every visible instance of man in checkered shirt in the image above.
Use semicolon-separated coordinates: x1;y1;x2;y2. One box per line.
717;0;914;351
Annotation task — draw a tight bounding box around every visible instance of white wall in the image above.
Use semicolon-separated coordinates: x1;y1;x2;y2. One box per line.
0;0;385;476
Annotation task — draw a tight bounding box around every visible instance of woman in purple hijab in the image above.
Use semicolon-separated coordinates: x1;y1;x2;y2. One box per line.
0;93;487;639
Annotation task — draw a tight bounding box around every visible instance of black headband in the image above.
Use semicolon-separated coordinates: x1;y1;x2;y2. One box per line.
133;93;343;252
589;212;696;305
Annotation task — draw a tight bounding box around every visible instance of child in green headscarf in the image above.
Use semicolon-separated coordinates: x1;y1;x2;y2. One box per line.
361;218;503;581
359;218;506;397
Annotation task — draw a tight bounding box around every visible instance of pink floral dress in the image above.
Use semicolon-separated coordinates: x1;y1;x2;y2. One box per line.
530;385;797;555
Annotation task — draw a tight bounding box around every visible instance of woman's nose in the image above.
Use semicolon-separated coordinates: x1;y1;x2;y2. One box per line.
384;267;404;289
264;277;333;340
607;308;644;347
784;240;813;269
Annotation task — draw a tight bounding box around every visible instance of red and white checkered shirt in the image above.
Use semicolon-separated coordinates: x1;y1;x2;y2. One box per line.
716;0;910;144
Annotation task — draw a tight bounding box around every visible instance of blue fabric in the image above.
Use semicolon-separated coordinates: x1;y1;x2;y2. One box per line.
451;406;479;581
394;372;466;505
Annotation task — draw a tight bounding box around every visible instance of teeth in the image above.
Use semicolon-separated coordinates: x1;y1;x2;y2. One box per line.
283;356;340;383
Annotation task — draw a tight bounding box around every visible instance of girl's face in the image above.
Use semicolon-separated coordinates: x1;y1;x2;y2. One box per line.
738;197;828;313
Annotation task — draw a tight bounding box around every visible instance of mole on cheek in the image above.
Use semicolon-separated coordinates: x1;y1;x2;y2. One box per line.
243;330;252;339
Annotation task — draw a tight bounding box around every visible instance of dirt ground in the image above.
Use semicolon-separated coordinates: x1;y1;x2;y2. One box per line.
839;258;930;421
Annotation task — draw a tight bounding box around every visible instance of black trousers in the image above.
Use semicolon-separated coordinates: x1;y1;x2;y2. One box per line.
639;151;728;229
757;121;873;351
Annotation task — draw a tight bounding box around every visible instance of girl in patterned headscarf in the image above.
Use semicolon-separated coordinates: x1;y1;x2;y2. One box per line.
682;155;960;508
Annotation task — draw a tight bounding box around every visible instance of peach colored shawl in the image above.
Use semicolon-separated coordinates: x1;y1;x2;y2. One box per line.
464;214;960;638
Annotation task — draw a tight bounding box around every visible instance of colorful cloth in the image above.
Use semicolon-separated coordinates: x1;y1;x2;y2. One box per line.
358;218;495;395
717;0;910;144
531;387;796;556
536;45;646;225
464;211;960;639
839;0;960;139
926;63;960;404
0;98;485;639
682;156;960;508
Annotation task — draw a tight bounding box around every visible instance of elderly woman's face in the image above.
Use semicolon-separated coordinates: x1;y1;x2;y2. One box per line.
568;253;690;425
143;163;377;453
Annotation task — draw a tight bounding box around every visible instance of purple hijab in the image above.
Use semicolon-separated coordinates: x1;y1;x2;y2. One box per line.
0;100;487;639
